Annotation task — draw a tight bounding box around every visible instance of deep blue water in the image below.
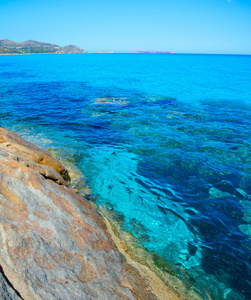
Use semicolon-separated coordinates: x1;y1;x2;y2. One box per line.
0;53;251;299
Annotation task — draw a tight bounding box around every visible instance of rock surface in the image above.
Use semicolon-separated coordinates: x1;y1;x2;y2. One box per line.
0;127;178;300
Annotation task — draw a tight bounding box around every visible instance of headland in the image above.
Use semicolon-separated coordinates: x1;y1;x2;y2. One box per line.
0;39;86;54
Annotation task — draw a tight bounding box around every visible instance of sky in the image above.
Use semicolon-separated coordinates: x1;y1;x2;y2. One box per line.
0;0;250;54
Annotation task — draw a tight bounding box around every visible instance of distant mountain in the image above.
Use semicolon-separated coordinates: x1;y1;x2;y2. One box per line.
0;39;86;54
60;45;85;53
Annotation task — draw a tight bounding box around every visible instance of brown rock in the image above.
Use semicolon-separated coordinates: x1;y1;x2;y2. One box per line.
0;127;70;182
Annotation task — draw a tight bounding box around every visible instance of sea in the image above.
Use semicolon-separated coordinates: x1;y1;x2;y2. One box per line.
0;53;251;299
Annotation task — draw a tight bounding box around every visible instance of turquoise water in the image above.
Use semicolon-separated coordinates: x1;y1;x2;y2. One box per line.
0;53;251;299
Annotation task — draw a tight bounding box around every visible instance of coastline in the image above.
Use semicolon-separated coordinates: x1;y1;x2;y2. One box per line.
0;126;192;299
98;207;203;300
38;132;204;300
64;161;202;300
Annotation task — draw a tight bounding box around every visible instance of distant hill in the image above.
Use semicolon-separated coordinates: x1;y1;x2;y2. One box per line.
0;39;86;54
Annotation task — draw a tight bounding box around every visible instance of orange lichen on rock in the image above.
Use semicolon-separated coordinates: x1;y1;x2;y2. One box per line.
0;180;27;211
33;209;51;221
78;260;98;283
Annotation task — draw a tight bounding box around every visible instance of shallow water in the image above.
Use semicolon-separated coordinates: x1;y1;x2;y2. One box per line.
1;53;251;299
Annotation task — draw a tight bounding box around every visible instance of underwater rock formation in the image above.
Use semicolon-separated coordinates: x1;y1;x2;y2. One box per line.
0;127;178;300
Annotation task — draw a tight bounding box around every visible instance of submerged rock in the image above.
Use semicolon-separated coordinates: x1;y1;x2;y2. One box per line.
0;127;178;300
209;187;232;199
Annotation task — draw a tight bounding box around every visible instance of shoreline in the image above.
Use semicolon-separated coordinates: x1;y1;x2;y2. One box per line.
97;206;203;300
0;126;189;299
48;138;203;300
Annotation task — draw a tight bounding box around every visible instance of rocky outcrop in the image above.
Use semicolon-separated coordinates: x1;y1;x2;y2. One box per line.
61;45;86;54
0;127;178;300
0;127;70;183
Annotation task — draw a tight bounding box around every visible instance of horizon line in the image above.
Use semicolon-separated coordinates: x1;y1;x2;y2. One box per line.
1;52;251;56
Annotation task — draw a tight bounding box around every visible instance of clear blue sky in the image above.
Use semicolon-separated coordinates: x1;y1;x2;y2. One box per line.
0;0;250;54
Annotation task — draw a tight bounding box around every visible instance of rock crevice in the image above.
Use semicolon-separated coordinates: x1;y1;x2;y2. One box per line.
0;264;23;300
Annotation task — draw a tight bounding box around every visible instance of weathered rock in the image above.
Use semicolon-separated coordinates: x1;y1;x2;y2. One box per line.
0;145;66;185
0;127;70;183
0;128;178;300
0;267;22;300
